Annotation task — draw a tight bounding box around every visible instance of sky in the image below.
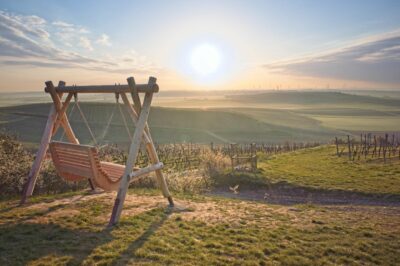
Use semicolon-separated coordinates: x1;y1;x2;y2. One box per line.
0;0;399;91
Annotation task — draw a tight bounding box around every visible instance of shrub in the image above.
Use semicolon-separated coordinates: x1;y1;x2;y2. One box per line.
129;150;231;193
199;150;231;178
35;160;87;195
0;132;32;196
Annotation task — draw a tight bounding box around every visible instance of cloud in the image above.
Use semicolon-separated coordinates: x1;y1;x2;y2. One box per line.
265;30;400;84
52;21;74;28
0;10;160;74
52;20;90;47
79;36;93;51
96;34;111;46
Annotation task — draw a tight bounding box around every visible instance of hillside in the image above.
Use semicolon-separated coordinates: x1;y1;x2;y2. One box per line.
0;103;340;146
1;90;400;146
228;91;400;107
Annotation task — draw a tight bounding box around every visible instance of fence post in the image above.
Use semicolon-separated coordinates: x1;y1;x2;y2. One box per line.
347;135;352;160
335;137;339;156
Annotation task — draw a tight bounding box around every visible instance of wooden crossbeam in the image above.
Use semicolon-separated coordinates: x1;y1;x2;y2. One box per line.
45;83;159;94
129;162;163;178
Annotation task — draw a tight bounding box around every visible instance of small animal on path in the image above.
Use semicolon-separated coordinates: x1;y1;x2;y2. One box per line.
229;185;239;194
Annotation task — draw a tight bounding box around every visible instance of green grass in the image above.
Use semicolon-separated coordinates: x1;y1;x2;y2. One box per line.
0;103;342;146
0;189;399;265
309;115;400;131
2;90;400;146
258;145;400;195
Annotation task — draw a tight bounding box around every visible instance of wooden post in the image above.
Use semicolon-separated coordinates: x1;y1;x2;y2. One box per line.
109;78;173;225
21;104;57;204
52;92;74;134
383;133;388;163
347;135;351;160
120;92;172;202
109;91;153;225
127;77;142;115
335;137;339;156
46;81;79;144
21;81;83;204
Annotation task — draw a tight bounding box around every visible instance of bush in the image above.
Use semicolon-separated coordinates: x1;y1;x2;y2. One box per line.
131;150;231;193
199;150;231;178
0;134;231;197
0;133;32;196
0;132;89;198
34;160;87;195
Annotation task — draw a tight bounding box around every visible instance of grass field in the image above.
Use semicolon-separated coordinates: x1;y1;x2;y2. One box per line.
0;189;399;265
1;90;400;146
258;146;400;195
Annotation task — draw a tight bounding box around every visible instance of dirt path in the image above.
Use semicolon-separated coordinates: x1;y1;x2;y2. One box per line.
211;182;400;207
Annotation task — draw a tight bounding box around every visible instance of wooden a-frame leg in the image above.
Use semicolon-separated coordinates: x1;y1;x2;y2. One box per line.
109;91;155;226
46;82;79;144
127;77;173;205
120;91;173;205
47;82;95;190
21;81;84;204
20;104;58;204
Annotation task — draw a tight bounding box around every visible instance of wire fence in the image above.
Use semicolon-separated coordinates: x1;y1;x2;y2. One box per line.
99;141;322;171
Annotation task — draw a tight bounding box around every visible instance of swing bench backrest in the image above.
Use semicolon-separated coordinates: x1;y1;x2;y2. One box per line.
49;141;125;191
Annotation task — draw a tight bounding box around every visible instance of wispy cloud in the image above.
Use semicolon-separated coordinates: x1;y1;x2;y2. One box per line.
0;10;161;74
79;36;93;51
265;30;400;84
96;34;111;46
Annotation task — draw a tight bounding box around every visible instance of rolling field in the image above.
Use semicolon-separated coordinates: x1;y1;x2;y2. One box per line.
1;90;400;146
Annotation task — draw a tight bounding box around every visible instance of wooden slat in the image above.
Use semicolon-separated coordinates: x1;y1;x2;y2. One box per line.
51;141;95;152
59;165;92;177
58;160;92;169
54;152;90;160
54;155;91;163
53;146;90;154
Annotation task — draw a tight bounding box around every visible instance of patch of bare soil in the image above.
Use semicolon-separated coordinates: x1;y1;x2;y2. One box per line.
14;192;283;226
211;182;400;207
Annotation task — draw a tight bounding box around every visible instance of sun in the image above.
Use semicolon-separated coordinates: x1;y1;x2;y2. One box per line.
190;43;221;76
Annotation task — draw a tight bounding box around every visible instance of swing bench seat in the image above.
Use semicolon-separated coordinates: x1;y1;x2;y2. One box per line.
49;141;163;191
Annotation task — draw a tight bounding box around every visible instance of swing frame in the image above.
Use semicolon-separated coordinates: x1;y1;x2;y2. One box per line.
20;76;174;226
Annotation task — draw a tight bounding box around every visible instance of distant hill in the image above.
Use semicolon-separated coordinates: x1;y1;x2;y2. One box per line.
0;103;340;147
227;91;400;106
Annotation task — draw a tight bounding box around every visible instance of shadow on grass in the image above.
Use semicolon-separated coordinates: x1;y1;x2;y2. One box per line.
113;208;173;265
0;207;172;265
0;194;94;226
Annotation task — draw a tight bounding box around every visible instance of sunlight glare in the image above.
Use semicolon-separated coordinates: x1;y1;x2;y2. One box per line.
190;43;221;76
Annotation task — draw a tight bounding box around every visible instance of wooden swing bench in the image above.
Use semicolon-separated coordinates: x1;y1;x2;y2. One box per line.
49;141;164;191
20;76;173;226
